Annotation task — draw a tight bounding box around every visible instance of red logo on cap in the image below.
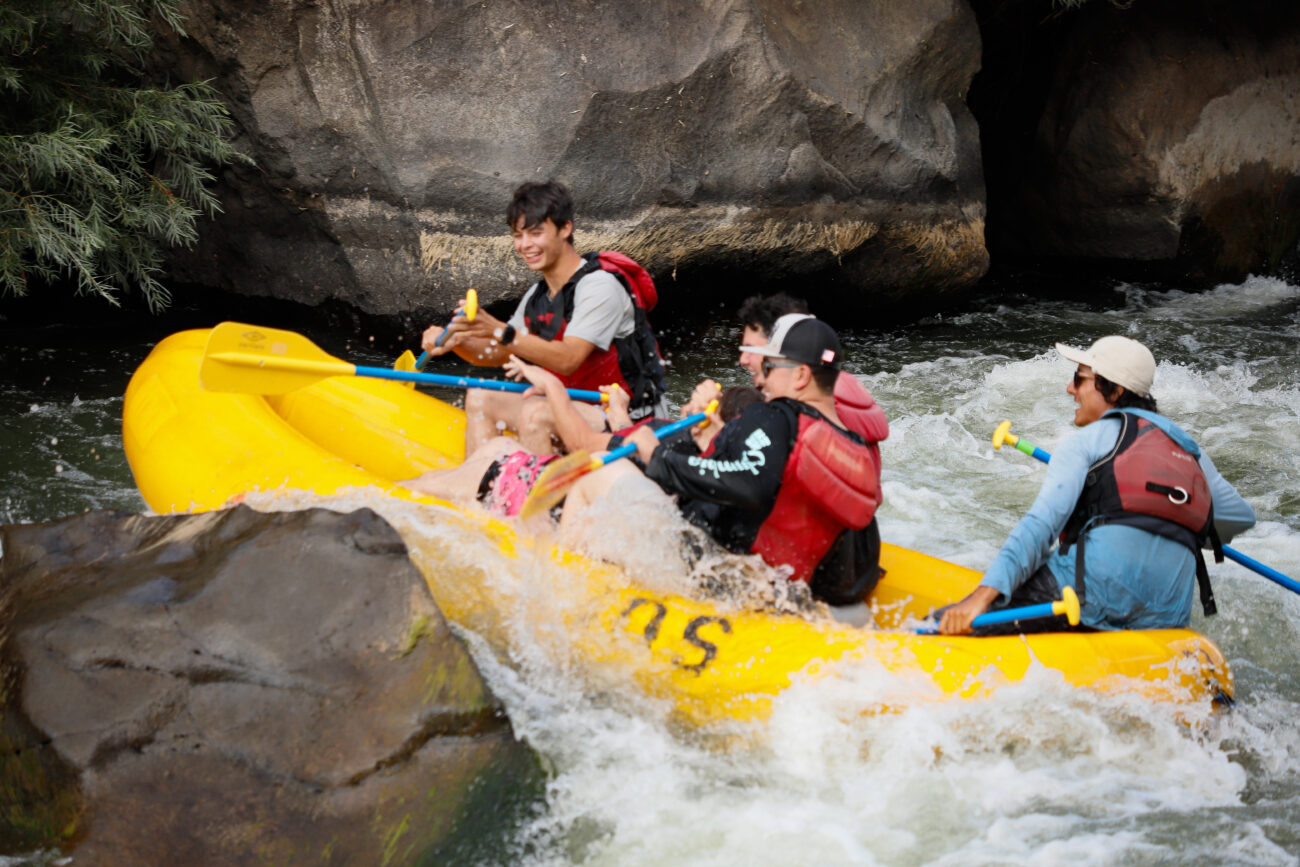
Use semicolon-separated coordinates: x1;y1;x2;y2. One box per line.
822;349;836;363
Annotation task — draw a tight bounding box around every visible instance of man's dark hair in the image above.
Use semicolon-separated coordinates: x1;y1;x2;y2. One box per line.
810;366;840;393
737;293;809;336
718;386;763;421
506;180;575;233
1096;375;1158;413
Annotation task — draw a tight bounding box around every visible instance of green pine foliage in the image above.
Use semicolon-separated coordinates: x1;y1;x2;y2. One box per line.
0;0;249;310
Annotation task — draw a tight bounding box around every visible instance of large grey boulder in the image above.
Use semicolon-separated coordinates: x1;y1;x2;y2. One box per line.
1001;0;1300;277
0;506;540;865
161;0;987;319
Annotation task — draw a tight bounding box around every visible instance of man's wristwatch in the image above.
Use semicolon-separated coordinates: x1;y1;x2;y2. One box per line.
501;324;517;346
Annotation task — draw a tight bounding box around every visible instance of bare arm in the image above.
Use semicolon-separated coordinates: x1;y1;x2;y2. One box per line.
428;305;597;373
938;585;1001;635
503;356;609;453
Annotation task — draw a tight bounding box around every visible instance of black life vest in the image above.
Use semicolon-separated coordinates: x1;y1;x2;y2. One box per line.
750;403;882;584
522;251;667;419
1060;410;1223;616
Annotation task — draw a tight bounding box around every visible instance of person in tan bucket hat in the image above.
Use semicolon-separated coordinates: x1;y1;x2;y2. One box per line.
940;335;1257;635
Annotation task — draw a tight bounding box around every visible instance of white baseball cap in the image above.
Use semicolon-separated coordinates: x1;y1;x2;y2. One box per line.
745;313;843;369
1055;335;1156;397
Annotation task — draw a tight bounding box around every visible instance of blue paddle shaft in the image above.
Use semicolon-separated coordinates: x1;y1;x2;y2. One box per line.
600;412;709;467
1008;429;1297;594
1223;546;1300;595
421;306;468;366
354;364;605;403
1016;440;1051;463
915;600;1059;635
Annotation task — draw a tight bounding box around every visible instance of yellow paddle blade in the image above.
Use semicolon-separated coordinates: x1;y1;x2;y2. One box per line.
519;450;600;520
393;349;418;388
394;349;417;372
199;322;356;394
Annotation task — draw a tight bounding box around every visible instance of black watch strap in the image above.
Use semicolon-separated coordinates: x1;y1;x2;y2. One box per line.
501;324;517;346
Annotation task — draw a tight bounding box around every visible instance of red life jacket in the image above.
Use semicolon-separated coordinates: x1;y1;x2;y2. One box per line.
1061;410;1222;615
523;251;667;418
750;406;882;583
833;371;888;481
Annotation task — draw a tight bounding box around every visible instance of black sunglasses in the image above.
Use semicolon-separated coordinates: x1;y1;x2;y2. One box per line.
761;358;802;377
1073;371;1095;388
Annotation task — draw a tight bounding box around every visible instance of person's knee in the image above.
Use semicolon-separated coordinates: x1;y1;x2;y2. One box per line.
467;390;522;437
519;398;557;440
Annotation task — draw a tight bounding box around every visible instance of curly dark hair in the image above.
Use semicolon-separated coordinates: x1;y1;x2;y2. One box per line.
1095;374;1158;412
737;293;809;336
718;386;763;421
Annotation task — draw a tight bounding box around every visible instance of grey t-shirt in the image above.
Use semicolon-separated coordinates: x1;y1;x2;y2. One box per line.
508;269;634;350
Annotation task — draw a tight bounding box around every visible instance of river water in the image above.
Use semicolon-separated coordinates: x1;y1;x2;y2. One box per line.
3;274;1299;864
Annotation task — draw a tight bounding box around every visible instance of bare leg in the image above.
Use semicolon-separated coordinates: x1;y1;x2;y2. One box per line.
519;398;607;454
464;390;525;452
403;437;518;501
559;460;648;528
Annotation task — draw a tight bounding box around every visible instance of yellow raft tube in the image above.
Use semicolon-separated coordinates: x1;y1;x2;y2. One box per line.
123;328;1234;725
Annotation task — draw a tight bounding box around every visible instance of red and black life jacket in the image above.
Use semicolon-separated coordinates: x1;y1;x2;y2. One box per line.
522;251;667;419
833;371;889;481
750;404;882;584
1060;410;1223;616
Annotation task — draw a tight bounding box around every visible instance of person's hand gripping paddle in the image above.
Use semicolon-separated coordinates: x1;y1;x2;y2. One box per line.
519;401;719;520
394;289;479;374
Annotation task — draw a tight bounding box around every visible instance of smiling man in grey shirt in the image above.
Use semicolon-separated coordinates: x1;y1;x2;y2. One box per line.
424;180;666;453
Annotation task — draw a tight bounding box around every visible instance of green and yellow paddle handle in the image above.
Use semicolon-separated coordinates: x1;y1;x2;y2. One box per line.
395;289;479;373
992;420;1052;463
992;420;1300;596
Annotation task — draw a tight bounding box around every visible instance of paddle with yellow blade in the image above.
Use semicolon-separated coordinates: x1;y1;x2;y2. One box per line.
519;401;719;520
200;321;609;402
914;586;1080;634
394;289;479;374
992;420;1300;596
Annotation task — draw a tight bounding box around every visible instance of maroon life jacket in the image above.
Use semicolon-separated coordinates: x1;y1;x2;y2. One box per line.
522;251;666;418
833;371;888;481
750;405;882;583
1060;410;1222;615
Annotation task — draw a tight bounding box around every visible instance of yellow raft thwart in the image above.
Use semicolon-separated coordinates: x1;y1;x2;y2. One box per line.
123;328;1234;724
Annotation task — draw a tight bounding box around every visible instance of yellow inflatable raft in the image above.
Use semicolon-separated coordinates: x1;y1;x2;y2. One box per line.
122;327;1234;724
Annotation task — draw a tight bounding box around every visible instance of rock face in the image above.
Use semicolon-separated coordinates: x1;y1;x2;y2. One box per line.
981;0;1300;278
160;0;987;319
0;506;540;864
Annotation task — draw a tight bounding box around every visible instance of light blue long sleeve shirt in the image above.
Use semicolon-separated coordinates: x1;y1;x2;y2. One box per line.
981;410;1256;629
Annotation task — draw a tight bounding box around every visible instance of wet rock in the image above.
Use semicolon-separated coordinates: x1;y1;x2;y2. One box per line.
0;506;540;864
988;0;1300;279
156;0;987;319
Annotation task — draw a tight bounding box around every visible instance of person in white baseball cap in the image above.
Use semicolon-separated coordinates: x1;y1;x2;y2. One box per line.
940;335;1256;636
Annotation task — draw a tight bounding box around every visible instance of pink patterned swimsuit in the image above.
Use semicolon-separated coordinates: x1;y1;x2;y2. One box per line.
476;450;560;517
